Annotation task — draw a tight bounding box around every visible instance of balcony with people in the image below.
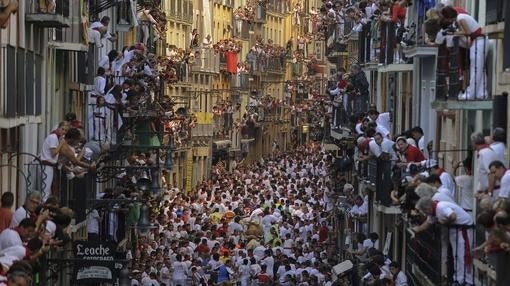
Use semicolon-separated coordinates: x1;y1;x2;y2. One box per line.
25;0;71;27
421;5;494;108
353;120;508;285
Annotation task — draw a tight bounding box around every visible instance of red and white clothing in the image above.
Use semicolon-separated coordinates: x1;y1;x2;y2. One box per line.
457;13;487;100
0;228;22;251
401;144;426;163
435;201;473;284
476;146;497;192
41;132;59;201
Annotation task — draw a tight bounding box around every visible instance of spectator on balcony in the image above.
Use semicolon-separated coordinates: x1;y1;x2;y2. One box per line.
487;127;507;166
41;122;69;201
396;136;426;169
89;67;106;106
0;192;14;233
441;6;487;100
86;207;102;242
488;161;510;200
350;195;368;233
453;156;474;214
0;218;36;251
58;128;97;177
39;0;56;14
415;197;474;285
203;34;213;49
424;174;456;203
367;109;391;138
349;64;369;114
368;132;396;161
88;96;112;143
10;193;41;228
0;0;18;29
471;132;498;194
429;162;456;198
89;16;116;48
389;261;407;286
410;126;426;155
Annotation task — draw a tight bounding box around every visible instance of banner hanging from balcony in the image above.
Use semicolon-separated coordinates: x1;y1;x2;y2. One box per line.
226;51;238;73
73;240;127;283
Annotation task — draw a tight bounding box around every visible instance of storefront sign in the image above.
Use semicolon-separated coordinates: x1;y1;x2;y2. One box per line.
73;240;126;284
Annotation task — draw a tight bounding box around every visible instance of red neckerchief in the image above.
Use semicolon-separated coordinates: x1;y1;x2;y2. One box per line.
431;201;439;216
437;168;445;176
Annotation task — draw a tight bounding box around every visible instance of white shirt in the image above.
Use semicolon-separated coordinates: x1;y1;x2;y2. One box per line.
432;190;455;203
477;147;498;191
439;172;456;199
394;271;408;286
455;175;474;210
436;201;473;226
490;142;507;167
350;201;368;216
376;112;391;135
498;169;510;199
93;76;106;97
0;229;22;251
368;138;395;159
41;133;59;163
172;261;188;280
10;207;29;227
86;209;100;234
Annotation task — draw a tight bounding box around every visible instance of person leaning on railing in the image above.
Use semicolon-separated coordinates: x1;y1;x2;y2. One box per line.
415;197;474;285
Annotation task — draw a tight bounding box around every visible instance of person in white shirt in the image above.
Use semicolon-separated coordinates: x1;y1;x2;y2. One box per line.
429;165;456;199
367;109;391;137
411;126;426;155
389;261;407;286
88;96;111;143
415;198;473;285
425;175;455;202
86;208;101;242
91;67;106;101
10;193;41;228
488;160;510;199
368;132;396;160
454;158;474;212
488;128;507;166
40;122;68;202
171;254;189;285
0;218;36;251
471;132;497;192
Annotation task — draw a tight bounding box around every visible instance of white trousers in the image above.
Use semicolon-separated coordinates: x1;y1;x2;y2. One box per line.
465;37;487;99
449;227;474;284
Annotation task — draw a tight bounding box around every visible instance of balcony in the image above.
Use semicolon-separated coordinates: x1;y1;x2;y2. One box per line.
230;73;250;90
350;20;414;72
431;41;493;110
25;0;70;28
191;49;220;74
366;158;397;212
406;223;477;286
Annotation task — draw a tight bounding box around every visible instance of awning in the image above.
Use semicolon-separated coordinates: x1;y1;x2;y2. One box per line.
323;143;340;151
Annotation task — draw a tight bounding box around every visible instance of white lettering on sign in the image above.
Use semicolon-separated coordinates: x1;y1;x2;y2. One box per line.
76;244;111;256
